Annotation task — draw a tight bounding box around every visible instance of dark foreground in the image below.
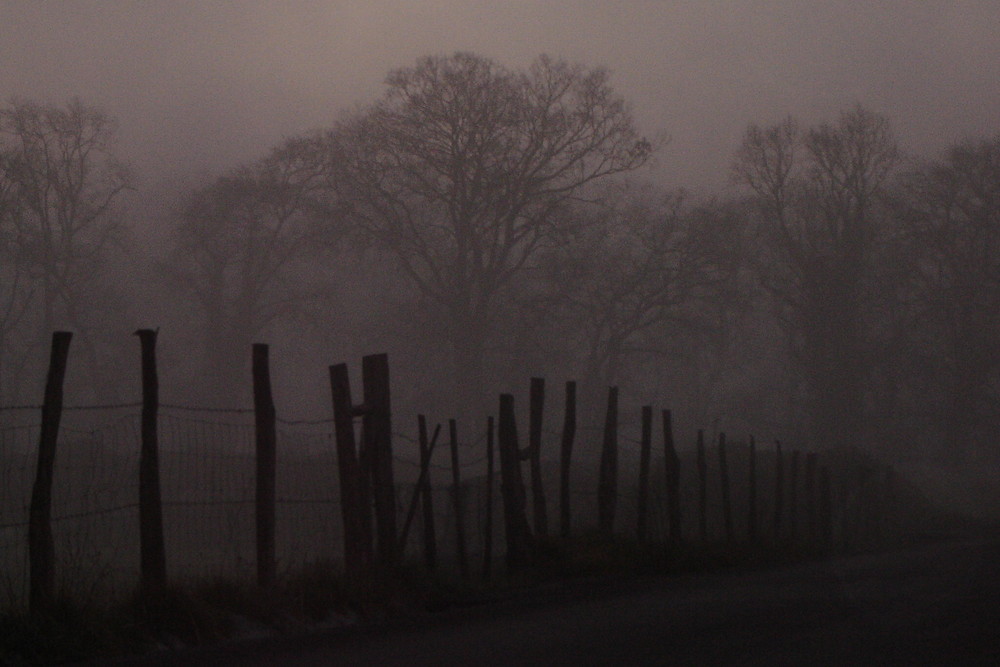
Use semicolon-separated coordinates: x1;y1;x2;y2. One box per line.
98;538;1000;666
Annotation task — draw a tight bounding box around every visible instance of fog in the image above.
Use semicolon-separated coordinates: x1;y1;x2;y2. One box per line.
2;2;1000;473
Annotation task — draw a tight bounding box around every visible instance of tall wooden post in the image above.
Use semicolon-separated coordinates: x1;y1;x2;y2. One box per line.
636;405;652;543
449;419;469;579
663;410;681;543
498;394;531;568
805;452;817;542
597;386;619;537
789;449;800;541
418;415;437;570
136;329;166;594
748;436;758;544
483;416;495;580
773;441;784;541
253;344;277;587
528;377;547;537
559;381;576;539
29;331;72;615
719;432;733;543
330;363;370;575
696;429;707;543
363;354;396;568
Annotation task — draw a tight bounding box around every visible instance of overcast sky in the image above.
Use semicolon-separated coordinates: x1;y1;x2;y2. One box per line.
2;1;999;197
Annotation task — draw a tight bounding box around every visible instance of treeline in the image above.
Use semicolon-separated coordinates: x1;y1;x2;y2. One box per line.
1;53;998;465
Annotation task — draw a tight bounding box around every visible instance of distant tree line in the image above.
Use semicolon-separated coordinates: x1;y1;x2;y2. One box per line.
2;53;998;465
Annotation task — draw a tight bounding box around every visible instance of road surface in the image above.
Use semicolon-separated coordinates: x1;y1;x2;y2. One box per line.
104;538;1000;665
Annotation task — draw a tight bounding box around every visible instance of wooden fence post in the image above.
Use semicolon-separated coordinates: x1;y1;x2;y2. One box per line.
748;436;758;544
135;329;166;594
418;415;437;570
559;381;576;539
362;353;397;568
805;452;817;542
329;363;370;575
253;344;277;588
773;441;784;541
498;394;532;568
598;386;619;537
819;465;832;548
29;331;72;615
528;377;548;537
483;416;495;580
719;432;733;543
696;429;707;543
663;410;681;544
636;406;652;543
789;449;799;541
398;419;440;560
449;419;469;579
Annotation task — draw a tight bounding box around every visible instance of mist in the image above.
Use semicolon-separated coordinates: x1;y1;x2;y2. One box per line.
1;2;999;661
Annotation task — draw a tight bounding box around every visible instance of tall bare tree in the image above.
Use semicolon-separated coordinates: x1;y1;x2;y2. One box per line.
326;52;651;415
162;136;330;404
900;136;1000;462
0;98;132;399
733;106;899;450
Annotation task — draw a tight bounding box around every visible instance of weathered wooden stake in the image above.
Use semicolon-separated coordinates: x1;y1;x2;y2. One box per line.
498;394;532;568
636;405;653;543
773;441;784;540
362;353;397;568
748;436;758;544
819;465;833;548
663;410;681;543
253;344;277;587
559;381;576;539
805;452;817;542
418;415;437;570
136;329;166;594
329;363;370;575
598;386;619;537
483;416;495;580
398;418;440;560
719;432;733;543
528;377;548;537
789;449;800;541
696;429;707;543
29;331;72;615
449;419;469;579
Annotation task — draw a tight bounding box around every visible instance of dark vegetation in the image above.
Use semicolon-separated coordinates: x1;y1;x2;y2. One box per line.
1;52;999;662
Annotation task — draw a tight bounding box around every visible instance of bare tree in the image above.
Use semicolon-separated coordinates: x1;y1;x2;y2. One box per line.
162;136;330;404
0;98;132;399
326;52;651;415
900;136;1000;463
733;106;900;450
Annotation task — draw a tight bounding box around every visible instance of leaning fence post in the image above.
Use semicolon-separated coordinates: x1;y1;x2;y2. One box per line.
449;419;469;579
29;331;72;615
253;344;277;587
136;329;166;594
696;429;707;543
719;432;733;543
819;465;833;548
598;386;619;537
362;353;397;568
789;449;800;541
483;416;495;580
636;405;652;543
559;381;576;539
663;410;681;543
